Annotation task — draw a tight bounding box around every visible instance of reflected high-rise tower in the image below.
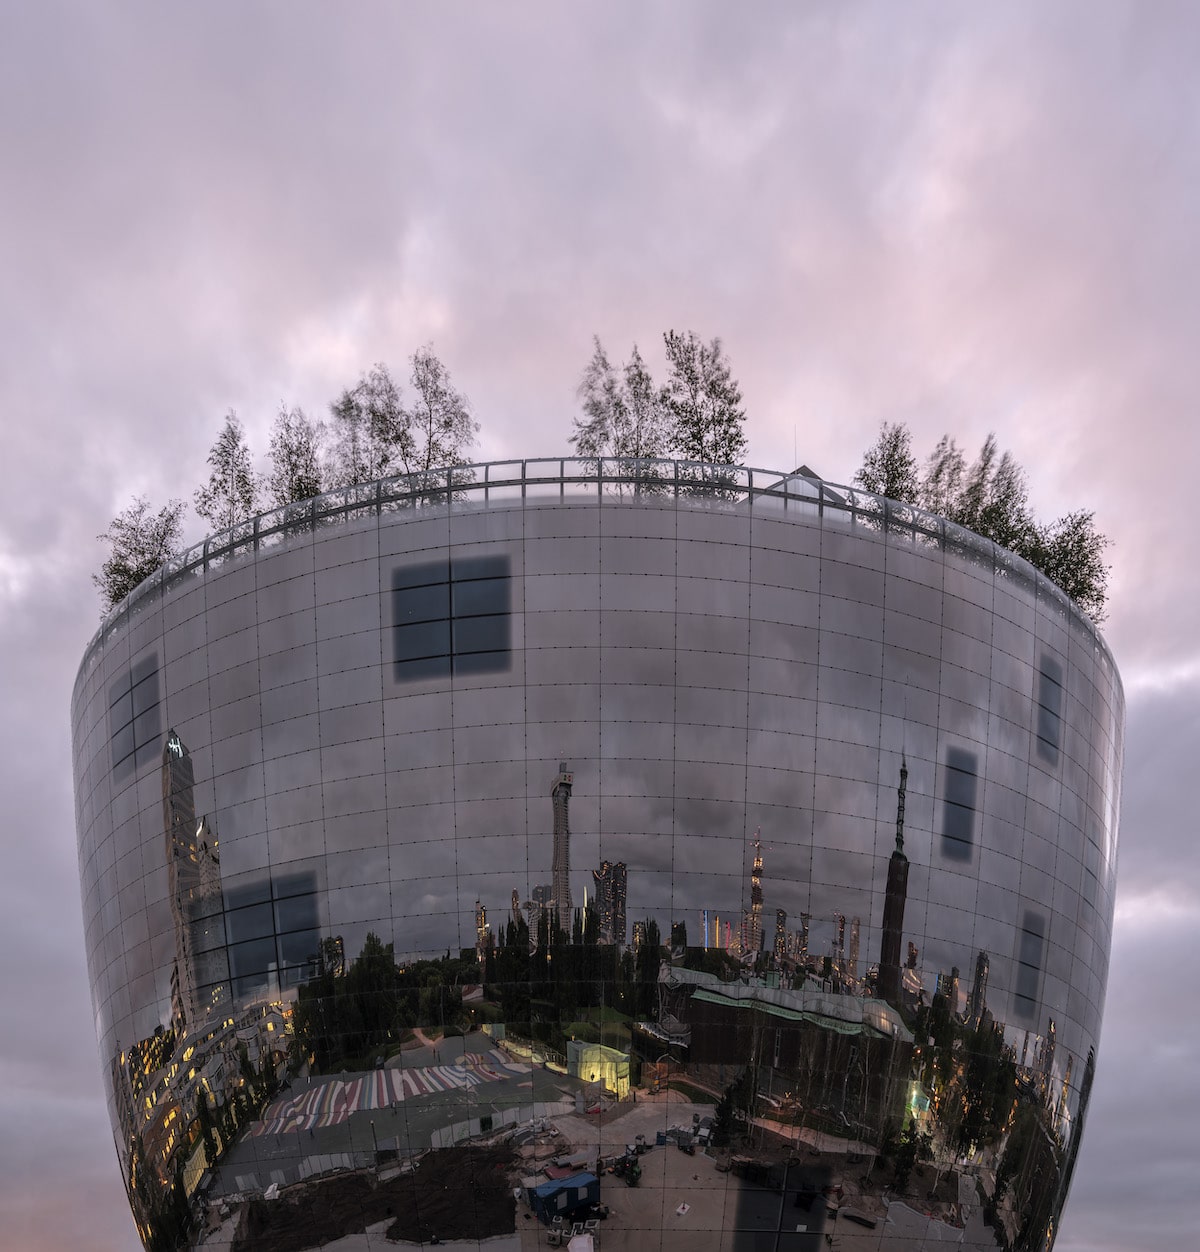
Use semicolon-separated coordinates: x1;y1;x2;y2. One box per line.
747;829;764;955
162;731;226;1031
591;859;627;945
551;763;573;935
877;758;910;1007
968;950;991;1027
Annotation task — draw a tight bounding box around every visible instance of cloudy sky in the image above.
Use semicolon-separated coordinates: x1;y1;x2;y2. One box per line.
1;3;1197;1248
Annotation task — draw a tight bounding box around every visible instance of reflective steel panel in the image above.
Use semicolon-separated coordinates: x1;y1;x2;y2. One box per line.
73;460;1123;1251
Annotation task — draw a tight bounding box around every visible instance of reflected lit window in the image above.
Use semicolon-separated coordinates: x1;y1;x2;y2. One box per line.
940;746;978;861
108;653;161;779
392;555;511;681
1036;655;1064;767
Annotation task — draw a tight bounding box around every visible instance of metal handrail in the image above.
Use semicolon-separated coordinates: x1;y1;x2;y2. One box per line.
76;458;1115;691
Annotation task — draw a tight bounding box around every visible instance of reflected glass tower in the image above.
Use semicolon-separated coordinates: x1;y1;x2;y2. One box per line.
592;859;627;946
73;459;1123;1251
163;731;228;1030
550;762;574;935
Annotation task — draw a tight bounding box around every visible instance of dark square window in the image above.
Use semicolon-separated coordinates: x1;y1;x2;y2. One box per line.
392;555;511;682
941;747;978;861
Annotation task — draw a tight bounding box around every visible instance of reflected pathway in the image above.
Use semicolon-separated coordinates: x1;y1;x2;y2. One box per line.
251;1050;530;1136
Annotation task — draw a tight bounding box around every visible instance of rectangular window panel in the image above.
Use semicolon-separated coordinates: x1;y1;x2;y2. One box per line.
393;560;450;591
229;938;277;997
225;880;272;910
453;613;511;656
275;893;320;935
395;655;453;681
131;668;160;718
132;704;162;751
110;722;135;770
108;653;161;777
277;928;321;967
397;581;451;625
941;747;978;861
130;652;158;689
392;555;511;682
109;689;134;731
1014;910;1045;1016
1036;655;1063;766
273;871;320;901
395;619;452;662
452;555;506;584
225;901;276;944
452;576;510;618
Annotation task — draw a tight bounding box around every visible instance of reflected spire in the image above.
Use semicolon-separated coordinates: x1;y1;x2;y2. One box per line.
877;757;911;1009
551;763;573;935
895;754;907;853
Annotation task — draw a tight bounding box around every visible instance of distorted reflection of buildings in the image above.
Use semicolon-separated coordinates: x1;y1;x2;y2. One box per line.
659;963;912;1138
73;460;1122;1251
111;732;308;1244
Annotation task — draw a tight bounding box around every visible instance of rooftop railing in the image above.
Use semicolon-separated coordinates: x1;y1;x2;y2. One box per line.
76;457;1114;689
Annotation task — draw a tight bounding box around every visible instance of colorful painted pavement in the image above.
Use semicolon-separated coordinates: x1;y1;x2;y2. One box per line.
250;1050;531;1137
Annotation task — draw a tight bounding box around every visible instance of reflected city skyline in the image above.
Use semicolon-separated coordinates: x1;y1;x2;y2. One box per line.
74;466;1121;1250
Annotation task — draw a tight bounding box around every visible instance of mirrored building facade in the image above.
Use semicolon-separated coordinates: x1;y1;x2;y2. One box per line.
73;461;1123;1251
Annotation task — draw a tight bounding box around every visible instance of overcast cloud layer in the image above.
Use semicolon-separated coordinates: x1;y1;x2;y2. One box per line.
2;4;1197;1249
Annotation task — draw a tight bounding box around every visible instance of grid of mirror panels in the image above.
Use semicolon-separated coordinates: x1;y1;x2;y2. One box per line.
73;481;1123;1252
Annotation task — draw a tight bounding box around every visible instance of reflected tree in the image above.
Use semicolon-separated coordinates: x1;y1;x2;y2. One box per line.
891;1118;933;1193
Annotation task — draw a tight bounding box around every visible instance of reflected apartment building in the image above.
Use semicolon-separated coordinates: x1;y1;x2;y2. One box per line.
72;460;1123;1250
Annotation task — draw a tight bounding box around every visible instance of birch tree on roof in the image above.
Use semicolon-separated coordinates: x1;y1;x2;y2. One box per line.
194;411;260;532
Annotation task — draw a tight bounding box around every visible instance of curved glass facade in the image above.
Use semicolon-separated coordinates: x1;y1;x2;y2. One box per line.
72;461;1123;1251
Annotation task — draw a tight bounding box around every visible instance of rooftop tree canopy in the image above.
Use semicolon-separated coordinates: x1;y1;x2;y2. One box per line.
854;422;1110;620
